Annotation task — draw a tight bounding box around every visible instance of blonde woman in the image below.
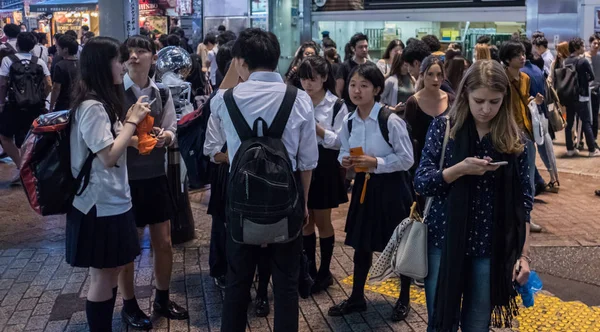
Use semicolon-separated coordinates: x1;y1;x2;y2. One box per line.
475;43;491;61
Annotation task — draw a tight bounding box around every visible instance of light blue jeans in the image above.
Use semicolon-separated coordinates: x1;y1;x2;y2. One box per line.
424;246;492;332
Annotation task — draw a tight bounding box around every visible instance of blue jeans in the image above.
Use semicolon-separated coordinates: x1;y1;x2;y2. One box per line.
425;246;492;332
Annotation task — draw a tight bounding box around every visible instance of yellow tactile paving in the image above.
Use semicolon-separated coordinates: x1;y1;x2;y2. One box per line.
341;276;600;331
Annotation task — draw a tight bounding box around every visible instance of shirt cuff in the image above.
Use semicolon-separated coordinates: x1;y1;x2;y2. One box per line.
297;161;318;171
322;129;338;149
433;169;450;189
373;157;387;174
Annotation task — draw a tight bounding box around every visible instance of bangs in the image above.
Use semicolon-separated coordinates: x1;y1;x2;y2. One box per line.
297;60;317;80
125;35;156;54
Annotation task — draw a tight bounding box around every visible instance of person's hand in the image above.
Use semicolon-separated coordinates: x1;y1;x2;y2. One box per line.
350;155;378;169
457;157;500;176
129;135;139;149
393;102;406;113
514;258;531;286
534;93;544;105
126;96;151;125
152;127;169;148
341;156;353;168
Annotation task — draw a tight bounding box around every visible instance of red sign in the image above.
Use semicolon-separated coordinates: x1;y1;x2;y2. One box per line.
139;0;164;16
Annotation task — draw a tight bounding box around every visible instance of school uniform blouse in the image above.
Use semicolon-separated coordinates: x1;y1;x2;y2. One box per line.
414;117;533;257
314;90;349;150
337;102;414;174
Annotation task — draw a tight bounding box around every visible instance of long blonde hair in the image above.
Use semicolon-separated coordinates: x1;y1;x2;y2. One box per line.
475;44;491;61
449;60;524;155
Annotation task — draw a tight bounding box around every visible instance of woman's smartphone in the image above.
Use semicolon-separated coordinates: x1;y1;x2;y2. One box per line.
489;161;508;166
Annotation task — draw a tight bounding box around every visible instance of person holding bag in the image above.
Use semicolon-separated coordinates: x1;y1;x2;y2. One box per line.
415;60;533;332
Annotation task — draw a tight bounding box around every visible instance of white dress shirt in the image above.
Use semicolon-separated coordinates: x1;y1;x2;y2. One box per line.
204;89;226;163
315;90;349;150
542;49;555;77
208;46;218;85
338;102;413;174
205;71;319;172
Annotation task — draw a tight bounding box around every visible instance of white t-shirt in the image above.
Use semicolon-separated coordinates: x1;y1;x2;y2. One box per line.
0;39;17;51
208;46;218;85
70;100;132;217
0;52;51;77
30;44;49;65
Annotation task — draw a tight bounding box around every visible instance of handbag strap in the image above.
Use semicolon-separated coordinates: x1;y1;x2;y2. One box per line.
423;116;450;219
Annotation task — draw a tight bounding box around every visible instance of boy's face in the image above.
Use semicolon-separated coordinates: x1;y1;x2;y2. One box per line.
125;46;156;76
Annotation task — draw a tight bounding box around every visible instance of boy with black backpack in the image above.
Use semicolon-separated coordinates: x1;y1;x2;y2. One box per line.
0;31;51;183
206;28;318;331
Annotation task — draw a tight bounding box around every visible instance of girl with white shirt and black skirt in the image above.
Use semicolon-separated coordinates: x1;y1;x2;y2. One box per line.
297;56;349;293
66;37;150;331
328;62;415;321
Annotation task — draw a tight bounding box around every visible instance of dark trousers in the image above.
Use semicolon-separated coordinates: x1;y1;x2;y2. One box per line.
222;233;302;332
592;89;599;139
566;101;596;152
209;215;227;278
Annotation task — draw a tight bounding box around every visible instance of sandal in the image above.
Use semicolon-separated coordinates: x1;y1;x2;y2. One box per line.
546;181;560;193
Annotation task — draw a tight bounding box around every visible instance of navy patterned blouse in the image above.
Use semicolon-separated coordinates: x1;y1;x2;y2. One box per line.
414;117;533;257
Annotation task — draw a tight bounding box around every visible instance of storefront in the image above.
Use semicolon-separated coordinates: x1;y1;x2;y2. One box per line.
139;0;169;35
0;8;22;25
29;0;98;39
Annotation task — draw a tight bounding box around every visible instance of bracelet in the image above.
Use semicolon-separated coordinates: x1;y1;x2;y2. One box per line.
125;120;137;127
520;255;532;264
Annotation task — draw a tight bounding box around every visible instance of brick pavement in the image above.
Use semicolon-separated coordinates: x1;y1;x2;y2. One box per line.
0;127;598;331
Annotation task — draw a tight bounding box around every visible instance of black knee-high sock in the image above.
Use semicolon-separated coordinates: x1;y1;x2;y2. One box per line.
303;233;317;278
317;235;335;278
398;275;411;306
86;298;114;332
257;248;271;299
350;250;372;302
110;287;117;310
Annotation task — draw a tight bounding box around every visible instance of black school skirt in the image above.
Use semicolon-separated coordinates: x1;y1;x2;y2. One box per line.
129;175;174;227
65;206;141;269
307;146;349;210
344;171;413;253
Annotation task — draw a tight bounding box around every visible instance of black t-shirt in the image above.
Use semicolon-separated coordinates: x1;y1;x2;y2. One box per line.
52;58;78;110
336;59;359;109
564;56;595;97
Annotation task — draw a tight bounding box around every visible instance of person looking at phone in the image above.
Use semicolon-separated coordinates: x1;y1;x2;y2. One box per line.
66;36;150;331
380;52;415;114
331;62;414;322
116;35;186;331
414;60;533;332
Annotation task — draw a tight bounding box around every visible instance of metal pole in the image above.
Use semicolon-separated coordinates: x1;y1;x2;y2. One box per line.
301;0;312;43
98;0;139;41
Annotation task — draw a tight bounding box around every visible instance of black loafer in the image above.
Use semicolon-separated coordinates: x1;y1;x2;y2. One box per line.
214;275;226;290
391;300;410;322
153;300;189;320
121;308;153;330
254;296;270;317
328;298;367;316
311;273;334;294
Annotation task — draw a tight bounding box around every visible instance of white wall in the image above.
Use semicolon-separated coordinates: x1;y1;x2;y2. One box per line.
582;0;600;45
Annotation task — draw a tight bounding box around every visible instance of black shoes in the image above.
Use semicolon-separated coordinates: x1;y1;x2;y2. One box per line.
214;275;226;290
254;296;270;317
391;300;411;322
328;298;367;316
311;273;333;294
153;300;190;320
121;308;153;330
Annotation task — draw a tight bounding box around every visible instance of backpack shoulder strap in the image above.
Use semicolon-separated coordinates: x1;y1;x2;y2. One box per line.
377;106;393;147
332;98;344;126
75;149;96;196
224;88;253;141
30;55;39;65
4;43;15;53
155;82;169;108
347;110;354;134
7;54;19;65
269;85;298;139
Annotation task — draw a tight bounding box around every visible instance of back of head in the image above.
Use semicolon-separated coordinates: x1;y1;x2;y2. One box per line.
170;26;185;39
16;32;37;52
475;44;491;61
216;40;235;75
445;48;462;62
217;30;236;46
166;34;181;47
556;42;570;60
445;56;466;90
401;39;431;64
568;37;584;54
58;35;79;56
232;28;280;72
344;42;353;61
520;37;534;60
35;32;48;45
64;30;77;39
476;35;491;45
490;45;500;63
322;37;337;50
3;24;19;39
82;25;90;32
450;60;522;154
84;31;95;40
203;33;217;46
158;34;169;48
499;40;525;66
532;36;548;49
139;27;149;36
218;25;226;33
421;35;441;53
532;31;545;40
350;33;368;48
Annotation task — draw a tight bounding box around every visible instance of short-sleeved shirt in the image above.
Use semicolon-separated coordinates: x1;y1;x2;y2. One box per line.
208;46;218;85
0;52;51;77
336;59;359;109
0;39;16;52
52;58;78;111
30;44;49;65
70;100;132;217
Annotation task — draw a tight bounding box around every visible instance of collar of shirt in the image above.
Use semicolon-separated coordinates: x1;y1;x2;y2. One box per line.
348;102;382;121
315;90;338;108
124;73;159;92
247;71;284;83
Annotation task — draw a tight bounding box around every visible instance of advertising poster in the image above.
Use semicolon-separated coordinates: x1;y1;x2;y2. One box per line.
596;7;600;32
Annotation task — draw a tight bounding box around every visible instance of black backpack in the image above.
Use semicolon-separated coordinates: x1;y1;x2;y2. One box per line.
347;106;393;147
224;86;304;245
554;59;580;105
7;54;46;111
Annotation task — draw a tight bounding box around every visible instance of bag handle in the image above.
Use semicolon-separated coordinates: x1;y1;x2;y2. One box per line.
422;116;450;220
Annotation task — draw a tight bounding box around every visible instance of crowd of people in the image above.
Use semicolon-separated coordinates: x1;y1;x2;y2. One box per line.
0;18;596;331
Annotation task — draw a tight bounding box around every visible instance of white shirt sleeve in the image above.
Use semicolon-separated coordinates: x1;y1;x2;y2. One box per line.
374;114;414;174
321;103;349;150
38;58;51;77
295;93;319;171
78;104;115;154
160;89;177;145
337;113;351;164
203;95;227;162
0;57;11;77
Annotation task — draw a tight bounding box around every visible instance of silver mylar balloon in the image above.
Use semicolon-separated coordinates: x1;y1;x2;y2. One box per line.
156;46;192;79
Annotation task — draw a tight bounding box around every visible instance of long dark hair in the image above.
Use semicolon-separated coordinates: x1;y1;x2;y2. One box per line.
387;53;413;86
71;37;125;125
186;54;208;98
297;56;337;96
382;39;405;60
286;41;319;77
445;57;466;91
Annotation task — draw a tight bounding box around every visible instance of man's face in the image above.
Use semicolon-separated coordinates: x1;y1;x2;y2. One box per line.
592;39;600;53
126;47;155;77
508;52;525;69
407;60;420;78
353;40;369;59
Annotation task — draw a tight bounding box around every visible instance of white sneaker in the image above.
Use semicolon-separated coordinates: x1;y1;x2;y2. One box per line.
566;150;580;157
589;150;600;157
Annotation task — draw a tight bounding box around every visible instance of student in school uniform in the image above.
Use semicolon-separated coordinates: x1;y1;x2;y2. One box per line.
296;55;349;293
117;35;188;330
328;62;415;322
66;37;150;332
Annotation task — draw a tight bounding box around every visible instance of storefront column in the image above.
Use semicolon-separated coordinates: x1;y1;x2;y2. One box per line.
99;0;139;41
300;0;311;43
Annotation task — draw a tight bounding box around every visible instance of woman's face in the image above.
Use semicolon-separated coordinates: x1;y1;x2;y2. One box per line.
423;63;443;90
302;47;316;59
300;72;327;97
111;57;126;85
349;72;380;107
401;62;409;75
390;45;403;62
468;87;504;126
